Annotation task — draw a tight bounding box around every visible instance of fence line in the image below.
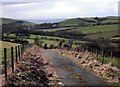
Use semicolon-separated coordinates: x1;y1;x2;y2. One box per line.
2;44;25;81
84;48;120;68
60;45;120;68
1;43;120;81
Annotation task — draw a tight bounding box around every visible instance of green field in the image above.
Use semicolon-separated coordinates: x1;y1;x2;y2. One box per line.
0;41;20;62
59;18;84;26
37;27;74;32
3;33;99;47
28;34;89;47
69;24;118;34
26;39;34;43
30;34;68;40
0;41;19;49
42;40;59;47
67;24;118;40
4;33;68;41
59;18;96;26
4;33;15;37
84;30;118;40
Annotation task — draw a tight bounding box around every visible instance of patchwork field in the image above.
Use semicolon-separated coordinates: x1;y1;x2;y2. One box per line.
69;24;118;34
37;27;74;32
84;30;118;40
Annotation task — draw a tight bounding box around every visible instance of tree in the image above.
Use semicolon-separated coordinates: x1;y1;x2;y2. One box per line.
68;40;73;48
94;17;101;25
57;40;64;48
63;44;70;50
44;44;47;49
39;41;43;47
34;35;43;46
34;36;39;45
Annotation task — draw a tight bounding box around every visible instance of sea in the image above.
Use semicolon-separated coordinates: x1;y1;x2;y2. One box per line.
24;18;67;24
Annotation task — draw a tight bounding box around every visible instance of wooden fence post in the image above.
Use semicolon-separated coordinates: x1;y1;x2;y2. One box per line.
20;45;22;56
84;48;85;52
15;46;18;63
44;44;47;49
118;58;120;68
96;49;98;61
21;45;23;55
91;49;93;57
22;44;24;52
4;48;7;80
18;45;20;61
89;48;91;55
102;50;104;64
19;45;21;56
87;47;88;52
111;51;113;65
11;47;14;72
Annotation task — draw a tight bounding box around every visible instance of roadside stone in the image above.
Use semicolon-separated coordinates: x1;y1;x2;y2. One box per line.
57;82;64;86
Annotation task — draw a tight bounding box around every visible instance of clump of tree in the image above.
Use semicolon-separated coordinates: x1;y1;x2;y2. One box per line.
44;44;47;49
80;37;119;57
34;36;43;46
94;17;107;25
96;37;113;50
34;36;39;44
63;44;70;50
49;44;55;49
34;23;60;29
53;30;84;40
63;40;73;49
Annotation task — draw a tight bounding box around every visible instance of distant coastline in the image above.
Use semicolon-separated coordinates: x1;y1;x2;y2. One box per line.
24;18;67;24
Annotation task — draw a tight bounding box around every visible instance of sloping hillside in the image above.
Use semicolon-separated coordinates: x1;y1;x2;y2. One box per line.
59;16;118;27
59;18;85;26
1;17;36;26
1;18;18;24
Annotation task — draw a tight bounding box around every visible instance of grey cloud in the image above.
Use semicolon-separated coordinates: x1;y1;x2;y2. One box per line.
1;0;119;19
1;2;31;5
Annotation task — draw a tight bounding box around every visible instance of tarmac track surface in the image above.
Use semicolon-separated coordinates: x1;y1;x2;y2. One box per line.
46;49;110;87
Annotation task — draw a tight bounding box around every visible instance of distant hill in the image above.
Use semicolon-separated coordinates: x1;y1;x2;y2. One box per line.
1;17;36;26
59;18;85;26
1;18;18;24
58;16;118;27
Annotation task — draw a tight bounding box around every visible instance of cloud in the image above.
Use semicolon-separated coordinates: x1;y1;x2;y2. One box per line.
0;0;119;19
1;2;30;5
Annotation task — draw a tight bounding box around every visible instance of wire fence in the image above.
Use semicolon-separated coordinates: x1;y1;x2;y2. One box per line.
1;45;25;80
73;47;120;68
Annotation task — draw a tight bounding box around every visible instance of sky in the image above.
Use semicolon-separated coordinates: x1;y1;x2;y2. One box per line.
0;0;119;20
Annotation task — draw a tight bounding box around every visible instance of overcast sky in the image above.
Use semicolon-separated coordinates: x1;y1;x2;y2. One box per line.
0;0;119;20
